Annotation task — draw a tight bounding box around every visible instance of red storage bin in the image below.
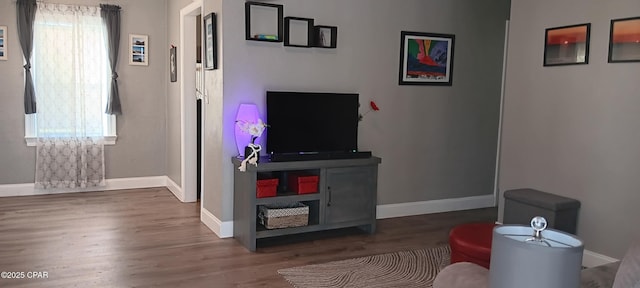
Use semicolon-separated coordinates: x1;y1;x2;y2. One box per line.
256;178;278;198
288;174;319;194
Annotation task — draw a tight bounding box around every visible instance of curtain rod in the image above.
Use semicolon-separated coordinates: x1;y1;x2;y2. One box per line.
12;0;119;3
12;0;122;9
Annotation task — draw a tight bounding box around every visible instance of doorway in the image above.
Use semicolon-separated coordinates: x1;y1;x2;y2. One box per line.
196;14;203;200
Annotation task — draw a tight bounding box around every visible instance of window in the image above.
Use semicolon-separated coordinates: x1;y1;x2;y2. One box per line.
24;3;116;146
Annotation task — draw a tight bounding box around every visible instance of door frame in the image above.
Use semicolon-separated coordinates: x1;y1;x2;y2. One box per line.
493;20;509;209
180;0;203;203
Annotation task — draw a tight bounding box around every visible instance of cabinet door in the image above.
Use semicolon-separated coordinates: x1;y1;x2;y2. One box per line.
325;166;375;224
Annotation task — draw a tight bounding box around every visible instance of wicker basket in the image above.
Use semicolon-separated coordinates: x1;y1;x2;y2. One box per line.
258;202;309;229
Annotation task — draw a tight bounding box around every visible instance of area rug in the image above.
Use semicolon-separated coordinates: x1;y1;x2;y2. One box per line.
278;245;450;288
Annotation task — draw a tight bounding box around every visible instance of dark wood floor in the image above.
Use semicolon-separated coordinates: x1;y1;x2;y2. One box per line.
0;188;496;288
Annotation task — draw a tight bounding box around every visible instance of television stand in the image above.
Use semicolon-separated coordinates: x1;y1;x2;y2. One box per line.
232;156;381;251
269;151;372;162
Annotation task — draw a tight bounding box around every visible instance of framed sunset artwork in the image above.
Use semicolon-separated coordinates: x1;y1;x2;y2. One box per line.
543;23;591;66
608;16;640;63
398;31;455;86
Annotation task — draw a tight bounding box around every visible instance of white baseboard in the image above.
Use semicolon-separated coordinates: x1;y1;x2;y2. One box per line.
165;177;184;202
105;176;167;190
200;207;234;238
583;249;619;268
0;183;34;197
0;176;166;197
377;195;496;219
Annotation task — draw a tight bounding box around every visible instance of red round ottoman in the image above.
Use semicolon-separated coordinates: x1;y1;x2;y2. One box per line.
449;222;497;269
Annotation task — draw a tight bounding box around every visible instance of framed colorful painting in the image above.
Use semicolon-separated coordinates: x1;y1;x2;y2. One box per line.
608;16;640;63
543;23;591;66
398;31;455;86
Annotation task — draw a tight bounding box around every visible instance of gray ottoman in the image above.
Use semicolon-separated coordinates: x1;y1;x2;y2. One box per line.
503;188;580;234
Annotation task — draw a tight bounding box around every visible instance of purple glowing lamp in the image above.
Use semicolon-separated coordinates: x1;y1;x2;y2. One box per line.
234;104;261;157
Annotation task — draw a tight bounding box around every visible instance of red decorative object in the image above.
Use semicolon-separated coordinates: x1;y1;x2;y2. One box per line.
359;100;381;121
370;101;380;111
449;222;497;269
256;178;278;198
288;174;319;194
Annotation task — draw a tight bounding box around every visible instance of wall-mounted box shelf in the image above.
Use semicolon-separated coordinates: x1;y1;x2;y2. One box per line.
314;25;338;48
245;2;283;42
284;17;314;47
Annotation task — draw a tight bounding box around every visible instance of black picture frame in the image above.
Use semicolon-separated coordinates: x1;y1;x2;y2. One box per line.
170;46;177;82
543;23;591;67
608;16;640;63
245;2;283;42
204;12;217;70
0;26;7;61
314;25;337;48
284;17;314;47
398;31;455;86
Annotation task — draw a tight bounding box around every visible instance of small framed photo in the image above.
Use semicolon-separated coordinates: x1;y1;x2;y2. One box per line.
129;34;148;66
170;46;177;82
543;23;591;66
314;25;337;48
608;16;640;63
399;31;455;86
0;26;7;61
204;12;217;70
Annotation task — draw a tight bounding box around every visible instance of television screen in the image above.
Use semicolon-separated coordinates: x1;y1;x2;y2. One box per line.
266;91;359;158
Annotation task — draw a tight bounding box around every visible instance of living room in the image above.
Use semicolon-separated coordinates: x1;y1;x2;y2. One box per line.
1;0;508;237
1;0;640;286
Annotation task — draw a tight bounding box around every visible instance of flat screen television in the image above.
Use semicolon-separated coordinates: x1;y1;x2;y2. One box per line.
266;91;371;161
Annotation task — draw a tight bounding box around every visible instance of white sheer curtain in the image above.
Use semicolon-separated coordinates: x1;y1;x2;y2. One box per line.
33;3;106;189
35;138;105;189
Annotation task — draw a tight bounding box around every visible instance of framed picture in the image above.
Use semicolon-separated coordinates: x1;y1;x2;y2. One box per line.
608;16;640;63
204;13;217;70
398;31;455;86
0;26;7;61
543;23;591;66
129;34;148;66
170;46;177;82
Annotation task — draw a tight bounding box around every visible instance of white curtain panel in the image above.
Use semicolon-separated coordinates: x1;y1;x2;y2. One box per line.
35;137;105;189
33;3;106;189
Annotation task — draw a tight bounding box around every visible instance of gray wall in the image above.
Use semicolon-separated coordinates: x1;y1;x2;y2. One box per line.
0;0;168;184
0;0;33;184
499;0;640;258
166;0;195;187
203;0;224;218
206;0;510;221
